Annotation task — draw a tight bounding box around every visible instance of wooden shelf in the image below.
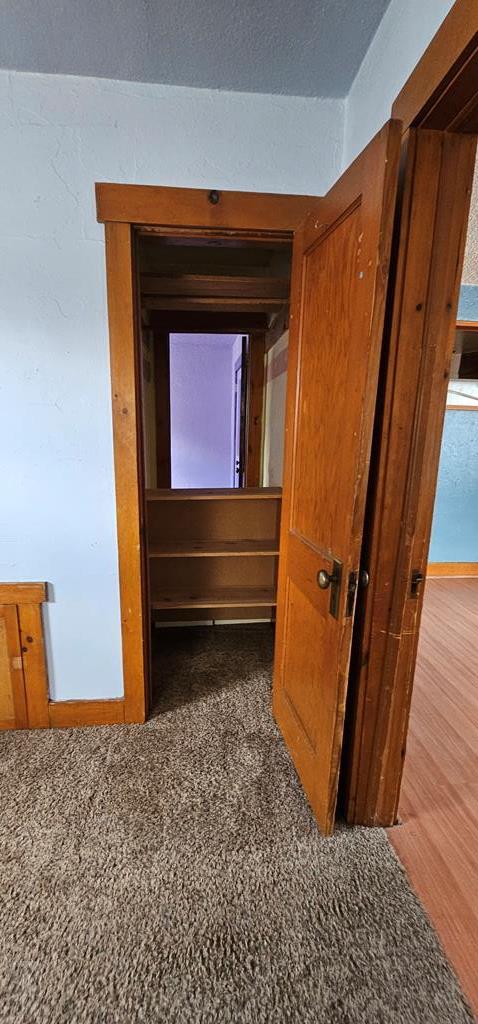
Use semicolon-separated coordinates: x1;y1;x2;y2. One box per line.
149;540;279;558
147;486;281;622
151;587;277;610
146;487;281;501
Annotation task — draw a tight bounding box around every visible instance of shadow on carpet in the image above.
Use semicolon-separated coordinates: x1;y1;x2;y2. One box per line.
0;625;473;1023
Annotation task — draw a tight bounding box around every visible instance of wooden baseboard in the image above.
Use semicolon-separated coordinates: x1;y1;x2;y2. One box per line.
428;562;478;577
48;698;125;728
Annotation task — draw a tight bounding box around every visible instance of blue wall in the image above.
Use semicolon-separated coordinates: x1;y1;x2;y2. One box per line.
458;285;478;321
430;411;478;562
429;286;478;563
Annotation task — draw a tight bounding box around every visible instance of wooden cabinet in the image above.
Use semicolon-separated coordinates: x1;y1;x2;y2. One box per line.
146;487;281;621
0;584;49;731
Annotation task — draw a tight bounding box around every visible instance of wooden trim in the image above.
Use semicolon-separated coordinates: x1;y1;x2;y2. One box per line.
48;699;125;728
245;332;266;487
141;273;289;299
446;404;478;410
96;184;316;231
1;604;28;729
100;194;310;728
146;487;280;500
153;331;171;487
104;222;147;724
144;296;282;313
149;311;268;334
392;0;478;132
456;319;478;331
428;562;478;576
344;130;476;828
0;582;46;604
19;603;50;728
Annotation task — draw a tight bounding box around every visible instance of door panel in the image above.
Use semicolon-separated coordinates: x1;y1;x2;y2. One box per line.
273;121;402;835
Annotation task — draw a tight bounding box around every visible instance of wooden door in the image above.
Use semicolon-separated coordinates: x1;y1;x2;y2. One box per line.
0;605;28;730
273;121;402;835
344;129;477;827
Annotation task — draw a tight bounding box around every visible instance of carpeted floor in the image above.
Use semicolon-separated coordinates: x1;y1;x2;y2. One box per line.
0;625;473;1023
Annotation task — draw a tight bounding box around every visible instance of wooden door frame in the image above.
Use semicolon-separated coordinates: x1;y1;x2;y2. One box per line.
343;0;478;826
98;188;315;723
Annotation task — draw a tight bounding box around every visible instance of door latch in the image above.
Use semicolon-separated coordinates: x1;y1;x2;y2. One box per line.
317;558;342;619
345;571;358;617
345;567;370;617
410;570;425;597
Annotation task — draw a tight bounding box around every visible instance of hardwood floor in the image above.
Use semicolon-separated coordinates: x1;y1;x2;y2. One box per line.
388;578;478;1017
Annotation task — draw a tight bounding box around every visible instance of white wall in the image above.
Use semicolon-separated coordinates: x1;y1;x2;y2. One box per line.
0;68;343;701
344;0;455;166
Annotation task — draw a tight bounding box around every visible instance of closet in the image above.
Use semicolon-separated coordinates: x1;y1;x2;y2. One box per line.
138;230;291;641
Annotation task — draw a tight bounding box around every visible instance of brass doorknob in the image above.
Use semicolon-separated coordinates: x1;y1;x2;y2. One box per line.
317;569;333;590
359;569;370;589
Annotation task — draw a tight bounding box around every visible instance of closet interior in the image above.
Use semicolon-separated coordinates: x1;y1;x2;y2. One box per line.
137;229;292;645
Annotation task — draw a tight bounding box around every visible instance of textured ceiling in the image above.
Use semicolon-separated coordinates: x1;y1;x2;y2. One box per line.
0;0;392;98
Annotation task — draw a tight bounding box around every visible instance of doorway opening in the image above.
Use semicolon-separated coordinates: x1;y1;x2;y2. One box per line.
136;229;292;713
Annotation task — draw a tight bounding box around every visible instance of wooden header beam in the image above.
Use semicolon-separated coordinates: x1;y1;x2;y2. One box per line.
148;311;269;333
96;183;316;232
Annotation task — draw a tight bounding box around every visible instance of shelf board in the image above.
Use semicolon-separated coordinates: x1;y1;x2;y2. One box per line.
149;540;279;558
151;587;277;610
146;487;281;501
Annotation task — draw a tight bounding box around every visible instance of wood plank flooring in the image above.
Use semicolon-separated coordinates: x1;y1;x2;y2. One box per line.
388;577;478;1017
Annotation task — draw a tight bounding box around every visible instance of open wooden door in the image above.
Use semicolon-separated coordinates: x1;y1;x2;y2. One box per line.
273;120;402;835
344;129;477;827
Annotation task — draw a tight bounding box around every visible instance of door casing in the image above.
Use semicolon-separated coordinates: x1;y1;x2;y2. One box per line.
100;191;315;724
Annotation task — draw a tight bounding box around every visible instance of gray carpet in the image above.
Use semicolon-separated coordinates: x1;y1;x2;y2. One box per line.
0;625;473;1024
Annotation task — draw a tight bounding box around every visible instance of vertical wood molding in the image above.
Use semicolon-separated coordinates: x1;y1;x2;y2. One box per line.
19;603;50;728
2;604;28;729
154;330;172;487
245;331;266;487
104;222;146;724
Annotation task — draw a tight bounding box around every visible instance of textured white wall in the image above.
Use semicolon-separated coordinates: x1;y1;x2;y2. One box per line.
343;0;455;166
0;69;343;700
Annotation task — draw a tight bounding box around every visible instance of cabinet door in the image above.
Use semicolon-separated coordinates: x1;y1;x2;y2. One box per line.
0;605;28;730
